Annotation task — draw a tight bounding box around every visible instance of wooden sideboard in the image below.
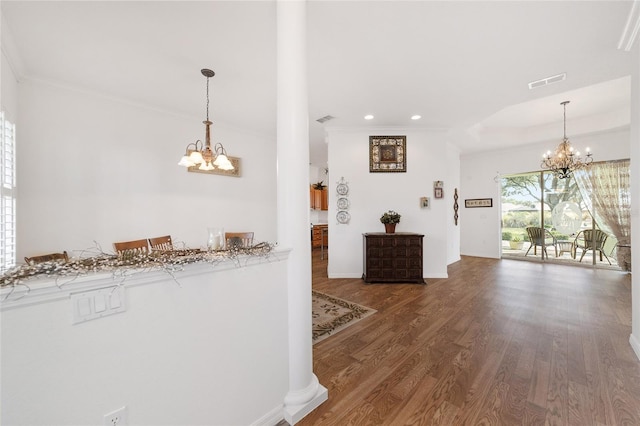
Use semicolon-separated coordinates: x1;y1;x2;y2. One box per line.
362;232;425;284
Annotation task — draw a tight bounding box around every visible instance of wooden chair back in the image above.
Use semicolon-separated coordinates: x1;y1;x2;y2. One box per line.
225;232;254;249
24;251;69;266
574;229;611;264
148;235;173;251
524;227;557;258
113;239;149;259
574;229;608;250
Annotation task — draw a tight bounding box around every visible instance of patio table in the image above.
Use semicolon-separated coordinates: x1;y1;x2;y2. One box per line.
557;240;575;258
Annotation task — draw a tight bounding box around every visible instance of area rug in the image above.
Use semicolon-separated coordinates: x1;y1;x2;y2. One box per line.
312;291;376;344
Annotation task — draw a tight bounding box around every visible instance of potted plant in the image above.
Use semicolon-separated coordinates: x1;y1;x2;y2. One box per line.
312;181;326;190
509;235;524;250
380;210;401;233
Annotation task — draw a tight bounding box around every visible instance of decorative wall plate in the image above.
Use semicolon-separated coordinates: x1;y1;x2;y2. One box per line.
336;211;351;224
337;197;350;210
336;183;349;195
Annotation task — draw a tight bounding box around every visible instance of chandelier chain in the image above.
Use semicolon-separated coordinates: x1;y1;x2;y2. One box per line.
205;75;210;122
563;102;567;139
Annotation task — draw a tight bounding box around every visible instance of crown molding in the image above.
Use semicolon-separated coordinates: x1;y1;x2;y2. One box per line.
618;0;640;51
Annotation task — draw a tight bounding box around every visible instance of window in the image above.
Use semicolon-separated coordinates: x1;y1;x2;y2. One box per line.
1;111;16;272
501;169;620;269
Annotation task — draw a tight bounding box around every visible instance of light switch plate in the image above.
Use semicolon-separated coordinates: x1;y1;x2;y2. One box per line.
71;286;126;324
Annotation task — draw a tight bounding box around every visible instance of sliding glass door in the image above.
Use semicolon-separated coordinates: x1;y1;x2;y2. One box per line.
501;171;618;268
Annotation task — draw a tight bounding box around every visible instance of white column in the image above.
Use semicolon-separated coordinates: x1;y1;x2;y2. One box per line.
629;25;640;361
277;0;328;424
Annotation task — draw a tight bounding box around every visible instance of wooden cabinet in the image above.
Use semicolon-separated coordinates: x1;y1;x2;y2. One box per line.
362;233;425;284
310;187;328;210
312;224;328;248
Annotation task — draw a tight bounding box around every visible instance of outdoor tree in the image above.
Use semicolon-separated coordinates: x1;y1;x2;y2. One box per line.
501;173;583;213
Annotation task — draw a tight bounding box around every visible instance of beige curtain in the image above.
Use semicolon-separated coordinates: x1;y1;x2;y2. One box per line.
574;159;631;271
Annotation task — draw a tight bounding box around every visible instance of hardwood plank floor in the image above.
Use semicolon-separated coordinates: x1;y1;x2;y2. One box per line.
298;250;640;426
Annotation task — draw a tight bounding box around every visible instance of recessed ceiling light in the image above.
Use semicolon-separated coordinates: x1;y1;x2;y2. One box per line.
411;115;421;120
364;115;374;120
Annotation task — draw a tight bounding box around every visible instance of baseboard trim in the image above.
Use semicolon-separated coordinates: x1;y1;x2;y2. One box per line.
328;273;362;279
328;273;449;279
283;384;328;425
251;404;284;426
427;273;449;279
630;333;640;362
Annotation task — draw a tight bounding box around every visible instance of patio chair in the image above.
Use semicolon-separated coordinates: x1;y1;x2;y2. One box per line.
525;227;557;259
573;229;611;265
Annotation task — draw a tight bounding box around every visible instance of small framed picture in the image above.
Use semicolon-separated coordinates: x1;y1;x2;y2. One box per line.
465;198;493;208
434;187;443;199
434;180;443;188
420;197;430;208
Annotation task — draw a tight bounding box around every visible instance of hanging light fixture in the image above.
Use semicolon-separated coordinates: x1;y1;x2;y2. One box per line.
178;69;234;171
541;101;592;179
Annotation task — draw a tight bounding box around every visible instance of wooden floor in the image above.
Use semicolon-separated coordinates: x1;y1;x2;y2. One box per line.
298;250;640;426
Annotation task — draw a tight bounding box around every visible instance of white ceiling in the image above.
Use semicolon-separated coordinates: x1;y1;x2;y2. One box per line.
1;1;635;167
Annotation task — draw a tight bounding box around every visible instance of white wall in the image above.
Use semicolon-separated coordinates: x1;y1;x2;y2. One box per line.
459;128;631;258
326;128;458;279
1;50;18;121
1;257;290;425
446;143;461;265
16;79;277;260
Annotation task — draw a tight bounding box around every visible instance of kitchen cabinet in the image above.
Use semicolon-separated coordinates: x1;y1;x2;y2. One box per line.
310;187;328;210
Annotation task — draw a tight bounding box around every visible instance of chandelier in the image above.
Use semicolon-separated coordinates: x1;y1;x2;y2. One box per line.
178;69;234;171
541;101;592;179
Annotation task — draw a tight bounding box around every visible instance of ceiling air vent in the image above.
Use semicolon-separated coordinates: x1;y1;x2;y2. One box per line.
316;115;335;123
528;72;566;90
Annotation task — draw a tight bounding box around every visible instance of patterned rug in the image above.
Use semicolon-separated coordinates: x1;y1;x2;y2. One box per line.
312;291;376;344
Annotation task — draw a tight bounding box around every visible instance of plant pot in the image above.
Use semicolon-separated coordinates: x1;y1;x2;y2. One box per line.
384;223;396;234
509;241;523;250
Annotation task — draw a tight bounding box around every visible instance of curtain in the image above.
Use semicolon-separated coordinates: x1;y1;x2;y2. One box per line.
574;159;631;271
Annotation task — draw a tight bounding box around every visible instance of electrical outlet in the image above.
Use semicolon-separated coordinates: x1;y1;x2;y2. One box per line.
104;406;128;426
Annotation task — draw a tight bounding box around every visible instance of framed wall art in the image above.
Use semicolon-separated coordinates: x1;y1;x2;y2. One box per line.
434;180;443;198
420;197;430;208
369;136;406;172
464;198;493;208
